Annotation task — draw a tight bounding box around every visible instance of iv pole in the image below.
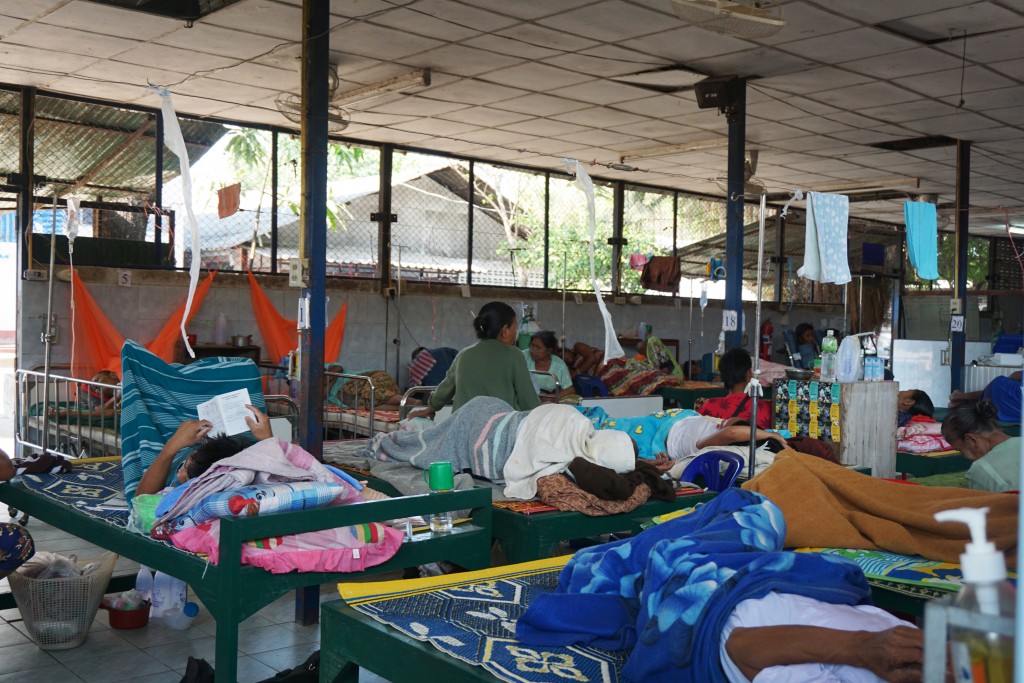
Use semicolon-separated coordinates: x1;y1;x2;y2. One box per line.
747;193;768;481
560;250;568;354
687;278;694;379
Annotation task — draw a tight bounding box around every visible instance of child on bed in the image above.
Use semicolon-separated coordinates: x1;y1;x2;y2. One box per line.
50;369;120;420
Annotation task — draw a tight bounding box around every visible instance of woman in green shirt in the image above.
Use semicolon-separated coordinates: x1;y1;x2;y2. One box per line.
941;400;1021;493
413;302;540;417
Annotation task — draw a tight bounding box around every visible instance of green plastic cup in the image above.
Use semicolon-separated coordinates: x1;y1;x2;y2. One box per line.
423;462;454;491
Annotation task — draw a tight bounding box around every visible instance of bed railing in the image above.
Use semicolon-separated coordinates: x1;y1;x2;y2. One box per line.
399;385;437;420
16;368;122;459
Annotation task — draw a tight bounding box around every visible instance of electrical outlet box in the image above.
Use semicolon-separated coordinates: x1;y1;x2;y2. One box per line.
949;299;963;315
382;286;396;298
24;269;46;281
288;258;307;287
613;296;626;305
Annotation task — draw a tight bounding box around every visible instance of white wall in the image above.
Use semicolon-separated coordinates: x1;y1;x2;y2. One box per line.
17;268;843;383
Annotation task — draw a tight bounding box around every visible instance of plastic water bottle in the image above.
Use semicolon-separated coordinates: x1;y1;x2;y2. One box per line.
150;572;188;618
213;312;229;345
134;565;153;603
820;330;838;381
163;601;200;630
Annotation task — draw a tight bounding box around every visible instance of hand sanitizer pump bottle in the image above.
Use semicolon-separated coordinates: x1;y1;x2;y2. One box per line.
934;507;1015;683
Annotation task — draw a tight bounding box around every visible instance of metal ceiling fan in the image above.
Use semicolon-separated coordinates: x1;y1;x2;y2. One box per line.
669;0;786;39
274;64;351;133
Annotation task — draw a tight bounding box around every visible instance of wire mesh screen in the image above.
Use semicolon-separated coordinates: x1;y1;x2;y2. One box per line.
471;163;546;288
324;142;381;278
548;173;614;292
0;88;19;186
390;150;469;285
991;236;1023;290
621;185;675;295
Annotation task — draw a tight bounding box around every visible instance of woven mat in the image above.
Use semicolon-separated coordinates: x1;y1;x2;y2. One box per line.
341;557;628;683
797;547;969;592
17;459;129;528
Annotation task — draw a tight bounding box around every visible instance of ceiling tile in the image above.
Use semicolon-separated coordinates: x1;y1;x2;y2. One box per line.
75;60;190;89
903;111;1002;136
758;66;872;94
620;25;757;63
486;93;589;118
857;99;957;124
550;106;646;128
886;3;1024;43
174;77;279;105
608;119;702;140
202;0;303;41
458;128;538;145
209;62;299;94
391;117;482;136
478;62;592;91
782;27;918;63
843;47;963;80
935;26;1024;63
811;0;969;29
462;33;561;60
519;138;582;155
545;80;653;106
439;106;532;126
37;0;173;40
544;49;670;79
685;48;816;79
1;0;75;19
0;42;98;73
327;22;445;61
988;58;1024;81
414;44;525;78
939;85;1024;111
758;3;859;45
367;8;482;42
806;81;922;110
983;105;1024;126
368;95;469;116
399;0;520;32
500;118;592;137
155;25;286;60
43;75;143;104
416;79;530;106
612;95;695;119
114;43;239;73
455;0;593;20
8;22;138;61
325;0;393;18
747;120;816;142
496;23;598;53
538;0;673;42
894;66;1016;99
150;92;230;117
560;129;643;147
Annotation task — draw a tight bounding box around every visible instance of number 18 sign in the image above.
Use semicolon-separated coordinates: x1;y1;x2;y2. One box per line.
722;309;739;332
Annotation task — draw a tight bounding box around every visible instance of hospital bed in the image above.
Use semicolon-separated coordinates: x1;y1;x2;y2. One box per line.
0;460;493;683
319;545;959;683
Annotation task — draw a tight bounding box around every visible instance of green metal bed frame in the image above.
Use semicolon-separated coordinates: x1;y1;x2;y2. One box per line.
655;385;727;409
0;480;493;683
317;566;941;683
895;451;970;479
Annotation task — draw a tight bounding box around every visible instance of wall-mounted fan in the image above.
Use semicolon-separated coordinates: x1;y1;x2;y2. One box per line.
715;150;767;198
274;64;350;132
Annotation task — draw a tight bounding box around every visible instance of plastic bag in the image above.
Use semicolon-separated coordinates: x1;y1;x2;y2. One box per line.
17;552;82;579
834;336;863;383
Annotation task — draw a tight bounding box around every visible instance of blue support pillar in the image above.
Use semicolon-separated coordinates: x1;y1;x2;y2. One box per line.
950;139;970;392
295;0;329;626
725;79;746;349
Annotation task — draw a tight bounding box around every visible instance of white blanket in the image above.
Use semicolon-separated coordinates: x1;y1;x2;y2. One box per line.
502;404;635;500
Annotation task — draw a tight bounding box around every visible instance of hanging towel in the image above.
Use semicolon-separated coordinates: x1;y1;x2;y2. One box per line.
217;183;241;219
628;253;649;271
797;192;851;285
904;201;939;280
640;255;682;292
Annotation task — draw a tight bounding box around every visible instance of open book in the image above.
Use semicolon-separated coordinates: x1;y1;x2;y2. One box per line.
197;388;256;437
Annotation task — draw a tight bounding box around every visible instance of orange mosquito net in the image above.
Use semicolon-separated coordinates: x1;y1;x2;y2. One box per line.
246;270;346;364
70;270;216;380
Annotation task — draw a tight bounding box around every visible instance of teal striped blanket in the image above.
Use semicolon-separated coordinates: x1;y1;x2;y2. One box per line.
120;340;265;504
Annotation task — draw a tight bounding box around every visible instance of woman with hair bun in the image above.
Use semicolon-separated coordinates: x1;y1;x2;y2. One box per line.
941;400;1021;492
413;302;541;417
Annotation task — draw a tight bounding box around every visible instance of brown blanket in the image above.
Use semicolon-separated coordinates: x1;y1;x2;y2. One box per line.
536;474;652;516
743;450;1019;564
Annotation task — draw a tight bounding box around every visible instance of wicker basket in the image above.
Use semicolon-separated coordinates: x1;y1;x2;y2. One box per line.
8;552;118;650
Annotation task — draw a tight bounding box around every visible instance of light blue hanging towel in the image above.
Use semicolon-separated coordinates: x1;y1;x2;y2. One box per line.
797;191;851;285
904;201;939;280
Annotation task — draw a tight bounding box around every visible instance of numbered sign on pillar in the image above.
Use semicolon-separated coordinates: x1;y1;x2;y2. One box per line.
950;315;965;333
722;309;739;332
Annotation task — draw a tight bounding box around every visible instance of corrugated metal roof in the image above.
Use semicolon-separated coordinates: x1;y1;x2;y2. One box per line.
0;90;227;200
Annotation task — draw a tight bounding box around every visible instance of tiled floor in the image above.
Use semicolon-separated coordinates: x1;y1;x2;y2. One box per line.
0;511;390;683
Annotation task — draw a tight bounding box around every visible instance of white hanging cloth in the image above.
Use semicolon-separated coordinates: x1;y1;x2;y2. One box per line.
563;159;624;361
150;87;200;358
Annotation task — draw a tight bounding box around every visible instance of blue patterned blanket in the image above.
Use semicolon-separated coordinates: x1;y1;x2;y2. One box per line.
18;459;129;528
517;489;871;683
120;340;265;504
